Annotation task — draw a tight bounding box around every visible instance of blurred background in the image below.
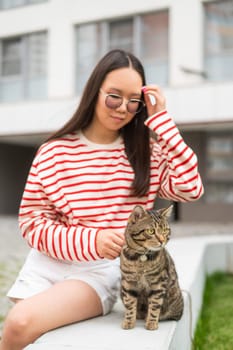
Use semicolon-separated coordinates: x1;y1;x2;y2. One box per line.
0;0;233;222
0;0;233;335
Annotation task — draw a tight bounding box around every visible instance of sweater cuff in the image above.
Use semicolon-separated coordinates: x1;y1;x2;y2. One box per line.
94;229;103;259
144;110;180;141
73;227;103;261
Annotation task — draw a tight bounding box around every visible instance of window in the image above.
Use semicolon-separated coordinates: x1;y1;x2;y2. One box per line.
205;132;233;204
140;12;169;85
109;19;133;52
75;23;102;91
2;38;21;76
75;11;169;93
0;32;47;102
0;0;47;10
204;0;233;81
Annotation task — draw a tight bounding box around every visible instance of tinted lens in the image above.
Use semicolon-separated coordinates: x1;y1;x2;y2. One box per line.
127;100;144;114
105;94;123;109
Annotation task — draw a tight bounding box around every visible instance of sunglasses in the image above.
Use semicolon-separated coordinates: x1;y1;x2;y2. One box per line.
100;88;145;114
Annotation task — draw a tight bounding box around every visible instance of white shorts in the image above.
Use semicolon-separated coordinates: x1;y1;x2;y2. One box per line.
7;249;121;315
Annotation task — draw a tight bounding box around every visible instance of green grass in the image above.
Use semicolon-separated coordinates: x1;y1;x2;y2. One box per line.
193;272;233;350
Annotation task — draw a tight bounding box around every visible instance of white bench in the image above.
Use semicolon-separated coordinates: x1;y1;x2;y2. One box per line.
25;234;233;350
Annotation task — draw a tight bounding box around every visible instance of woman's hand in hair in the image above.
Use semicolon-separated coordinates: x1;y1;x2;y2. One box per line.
142;85;166;116
96;229;125;260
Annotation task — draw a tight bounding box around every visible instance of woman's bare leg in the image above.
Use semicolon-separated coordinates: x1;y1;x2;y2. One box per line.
0;279;103;350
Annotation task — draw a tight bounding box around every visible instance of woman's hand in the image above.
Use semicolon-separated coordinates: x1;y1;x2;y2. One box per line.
142;85;166;116
96;229;125;260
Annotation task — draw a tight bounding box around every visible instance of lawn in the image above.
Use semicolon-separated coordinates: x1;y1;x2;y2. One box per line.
194;272;233;350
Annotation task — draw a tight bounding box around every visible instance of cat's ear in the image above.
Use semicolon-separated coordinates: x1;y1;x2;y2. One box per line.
129;205;146;223
158;205;173;219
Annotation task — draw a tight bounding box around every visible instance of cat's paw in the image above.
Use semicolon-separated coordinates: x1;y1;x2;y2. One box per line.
145;321;158;330
121;319;135;329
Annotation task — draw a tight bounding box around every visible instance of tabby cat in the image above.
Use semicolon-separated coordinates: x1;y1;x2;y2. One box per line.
120;205;184;330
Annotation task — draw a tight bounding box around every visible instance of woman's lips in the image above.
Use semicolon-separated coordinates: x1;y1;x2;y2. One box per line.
111;115;125;122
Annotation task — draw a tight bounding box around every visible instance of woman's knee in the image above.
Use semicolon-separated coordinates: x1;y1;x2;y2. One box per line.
3;303;37;345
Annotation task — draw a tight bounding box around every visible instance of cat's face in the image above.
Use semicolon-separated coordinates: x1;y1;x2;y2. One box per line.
125;205;173;253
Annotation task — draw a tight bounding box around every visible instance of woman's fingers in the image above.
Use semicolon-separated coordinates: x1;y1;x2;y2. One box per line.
96;230;125;259
142;85;166;115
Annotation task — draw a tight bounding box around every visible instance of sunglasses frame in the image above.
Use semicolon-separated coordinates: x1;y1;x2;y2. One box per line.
100;88;145;114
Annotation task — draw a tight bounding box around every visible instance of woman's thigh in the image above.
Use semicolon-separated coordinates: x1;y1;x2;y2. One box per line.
10;279;103;335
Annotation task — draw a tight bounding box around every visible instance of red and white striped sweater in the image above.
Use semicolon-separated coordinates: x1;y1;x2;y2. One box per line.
19;111;204;262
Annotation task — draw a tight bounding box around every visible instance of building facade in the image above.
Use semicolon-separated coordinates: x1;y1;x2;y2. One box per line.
0;0;233;221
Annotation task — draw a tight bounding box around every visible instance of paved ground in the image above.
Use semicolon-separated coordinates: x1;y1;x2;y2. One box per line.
0;215;233;335
172;221;233;237
0;216;29;333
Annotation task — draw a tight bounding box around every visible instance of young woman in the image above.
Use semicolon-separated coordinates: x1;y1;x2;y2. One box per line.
0;49;203;349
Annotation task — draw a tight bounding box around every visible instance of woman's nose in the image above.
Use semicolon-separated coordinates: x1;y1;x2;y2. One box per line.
116;97;128;113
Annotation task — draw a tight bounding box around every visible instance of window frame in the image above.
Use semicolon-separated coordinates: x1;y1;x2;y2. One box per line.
205;131;233;204
203;0;233;81
0;31;48;101
75;10;169;93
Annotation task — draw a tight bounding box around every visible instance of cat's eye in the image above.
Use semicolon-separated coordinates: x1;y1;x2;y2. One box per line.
146;229;154;235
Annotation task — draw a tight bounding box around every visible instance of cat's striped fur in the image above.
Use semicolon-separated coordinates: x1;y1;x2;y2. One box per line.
120;205;184;330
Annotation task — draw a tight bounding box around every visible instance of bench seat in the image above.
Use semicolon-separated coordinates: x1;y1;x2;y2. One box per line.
25;234;233;350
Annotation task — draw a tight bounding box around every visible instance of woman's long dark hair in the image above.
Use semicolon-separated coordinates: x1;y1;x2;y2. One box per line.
48;49;151;197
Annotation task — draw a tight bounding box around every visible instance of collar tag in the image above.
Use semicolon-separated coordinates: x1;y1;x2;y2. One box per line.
140;254;148;262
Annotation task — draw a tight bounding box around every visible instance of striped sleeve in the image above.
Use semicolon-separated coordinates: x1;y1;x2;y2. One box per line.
145;110;204;202
18;149;102;262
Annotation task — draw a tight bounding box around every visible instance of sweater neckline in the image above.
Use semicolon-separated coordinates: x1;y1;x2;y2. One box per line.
78;131;123;149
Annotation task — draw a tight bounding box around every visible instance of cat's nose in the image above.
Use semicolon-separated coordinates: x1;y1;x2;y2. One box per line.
157;235;165;244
